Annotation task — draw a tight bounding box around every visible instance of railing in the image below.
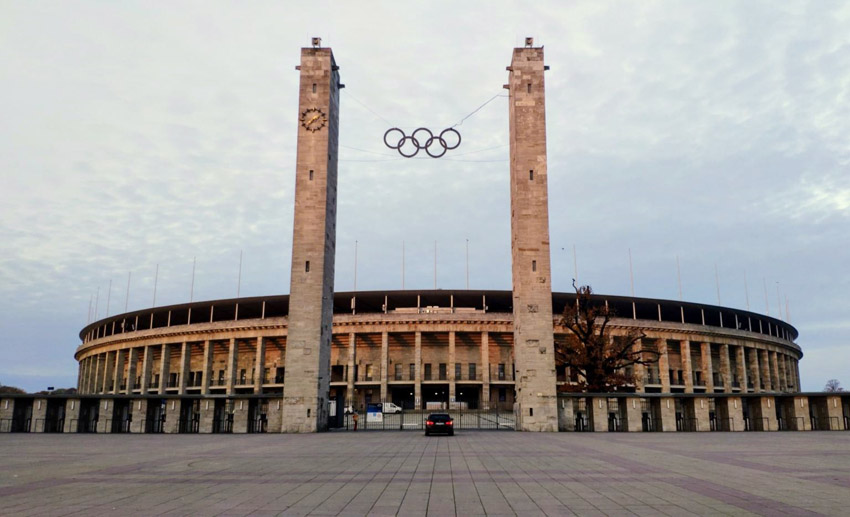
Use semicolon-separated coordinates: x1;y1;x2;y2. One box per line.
681;417;700;432
107;418;131;433
178;415;200;434
643;373;661;385
73;417;98;433
339;408;515;431
145;416;165;433
213;415;233;434
36;418;65;433
811;416;840;431
490;366;514;381
713;417;735;432
248;416;267;433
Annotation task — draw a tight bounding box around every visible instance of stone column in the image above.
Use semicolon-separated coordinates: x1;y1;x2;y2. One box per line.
63;399;80;433
102;352;115;393
481;331;490;409
127;348;139;393
794;360;801;391
232;399;251;433
716;396;745;431
759;349;772;392
632;339;645;392
92;355;103;394
589;397;608;432
659;339;671;393
748;348;761;393
414;331;422;410
691;397;710;432
140;346;153;394
787;396;811;430
31;399;48;433
113;349;126;393
346;333;356;407
720;344;732;393
162;398;180;434
769;351;780;392
226;338;237;395
448;331;456;406
700;342;714;392
199;399;215;434
201;340;213;395
777;353;787;392
254;337;266;394
159;344;171;393
130;399;146;433
681;341;694;393
658;397;677;432
178;342;191;394
96;399;111;434
380;331;389;402
752;396;778;431
623;397;643;432
735;346;747;392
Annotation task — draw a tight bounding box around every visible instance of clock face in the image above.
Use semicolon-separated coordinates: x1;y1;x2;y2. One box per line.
300;108;327;132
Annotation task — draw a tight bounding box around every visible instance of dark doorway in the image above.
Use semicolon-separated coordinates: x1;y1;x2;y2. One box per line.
212;399;232;433
179;399;200;433
44;399;65;433
390;386;415;409
111;399;131;433
11;398;33;432
145;399;166;433
248;399;267;433
78;399;99;433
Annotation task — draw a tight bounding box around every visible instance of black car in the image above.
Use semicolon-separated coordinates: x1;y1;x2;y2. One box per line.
425;413;454;436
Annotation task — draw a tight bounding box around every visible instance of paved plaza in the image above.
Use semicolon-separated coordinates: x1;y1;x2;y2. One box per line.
1;431;848;516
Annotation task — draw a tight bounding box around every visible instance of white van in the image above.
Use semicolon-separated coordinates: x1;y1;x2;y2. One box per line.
382;402;403;414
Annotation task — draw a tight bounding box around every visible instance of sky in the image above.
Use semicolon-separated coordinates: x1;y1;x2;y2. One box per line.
1;1;848;392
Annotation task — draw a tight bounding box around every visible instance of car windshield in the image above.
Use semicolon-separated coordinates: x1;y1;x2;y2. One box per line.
428;414;451;422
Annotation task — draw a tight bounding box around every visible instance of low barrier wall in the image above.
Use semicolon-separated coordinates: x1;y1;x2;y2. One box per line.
0;392;847;433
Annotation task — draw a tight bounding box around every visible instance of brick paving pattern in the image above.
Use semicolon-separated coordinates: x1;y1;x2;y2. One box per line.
1;432;848;516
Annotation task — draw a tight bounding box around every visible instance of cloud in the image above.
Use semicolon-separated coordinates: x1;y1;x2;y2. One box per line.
1;1;848;391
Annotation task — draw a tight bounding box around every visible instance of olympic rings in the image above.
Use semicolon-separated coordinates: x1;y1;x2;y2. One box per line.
383;127;462;158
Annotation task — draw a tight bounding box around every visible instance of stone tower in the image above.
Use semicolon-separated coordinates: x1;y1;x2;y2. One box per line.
508;41;558;432
281;42;340;433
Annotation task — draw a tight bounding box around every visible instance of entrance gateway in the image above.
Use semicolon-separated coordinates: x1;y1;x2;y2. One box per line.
284;38;557;432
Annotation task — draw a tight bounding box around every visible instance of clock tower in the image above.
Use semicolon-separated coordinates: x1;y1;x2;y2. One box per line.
282;40;340;433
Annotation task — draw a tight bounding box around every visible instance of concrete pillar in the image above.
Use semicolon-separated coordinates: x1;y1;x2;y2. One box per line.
92;355;103;394
769;351;780;392
825;396;843;430
589;397;607;432
632;339;645;392
130;399;147;433
786;396;811;430
481;331;490;409
748;348;761;393
28;399;47;432
623;397;643;432
199;399;215;433
159;344;171;393
557;397;574;431
777;353;787;392
716;396;745;431
751;396;778;431
226;338;237;395
658;397;677;432
0;399;13;432
700;343;714;392
720;344;732;393
232;399;250;433
794;360;801;391
113;349;126;393
380;331;389;402
102;352;115;393
414;331;422;410
690;397;710;432
508;43;558;432
681;341;693;393
63;399;80;433
759;349;772;392
254;337;266;394
280;44;340;434
735;346;747;392
659;340;671;393
347;333;356;407
162;398;180;434
448;331;456;406
96;399;111;433
140;346;153;394
201;340;213;395
266;397;283;433
126;348;139;393
178;342;191;394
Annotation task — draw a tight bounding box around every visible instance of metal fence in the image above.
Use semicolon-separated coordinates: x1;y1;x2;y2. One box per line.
338;409;515;431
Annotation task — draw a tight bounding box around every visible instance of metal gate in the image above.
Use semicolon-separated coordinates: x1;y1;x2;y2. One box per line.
339;408;515;431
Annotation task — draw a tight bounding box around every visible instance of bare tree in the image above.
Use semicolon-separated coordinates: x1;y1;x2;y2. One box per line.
824;379;843;392
556;284;660;392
